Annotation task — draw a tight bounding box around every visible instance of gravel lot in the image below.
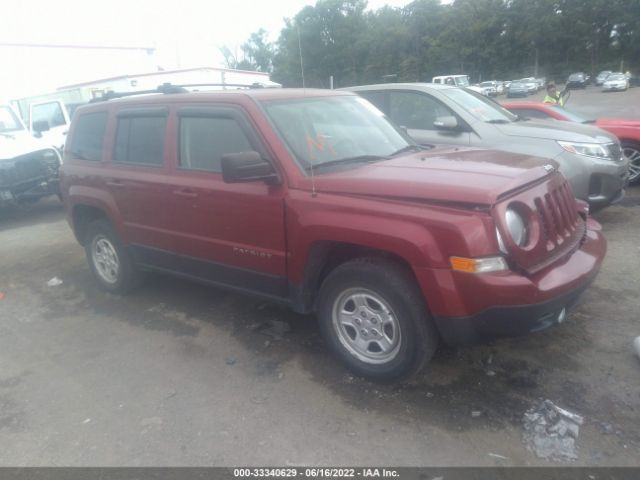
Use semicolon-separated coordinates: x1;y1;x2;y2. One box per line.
1;86;639;467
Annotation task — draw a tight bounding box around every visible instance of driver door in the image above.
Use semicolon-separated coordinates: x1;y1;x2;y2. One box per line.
387;91;471;147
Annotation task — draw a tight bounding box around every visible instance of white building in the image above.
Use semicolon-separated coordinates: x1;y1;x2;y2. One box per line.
12;66;280;123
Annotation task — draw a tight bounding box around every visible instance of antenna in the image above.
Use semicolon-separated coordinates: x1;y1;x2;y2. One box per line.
297;26;306;89
297;24;315;197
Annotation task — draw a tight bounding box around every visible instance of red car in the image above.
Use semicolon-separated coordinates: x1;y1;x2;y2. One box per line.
60;87;606;381
503;101;640;184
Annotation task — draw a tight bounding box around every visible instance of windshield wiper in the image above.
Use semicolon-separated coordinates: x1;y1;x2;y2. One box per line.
306;155;387;171
0;132;15;139
485;119;511;124
582;119;596;124
389;144;431;157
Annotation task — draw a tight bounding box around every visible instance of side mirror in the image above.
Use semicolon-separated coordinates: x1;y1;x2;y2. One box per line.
221;151;280;184
433;116;459;130
32;120;50;133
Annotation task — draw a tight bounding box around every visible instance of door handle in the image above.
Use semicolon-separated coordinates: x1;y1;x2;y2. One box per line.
106;180;125;188
173;189;198;198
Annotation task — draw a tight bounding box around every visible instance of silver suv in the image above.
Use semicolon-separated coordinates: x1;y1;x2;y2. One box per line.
343;83;630;209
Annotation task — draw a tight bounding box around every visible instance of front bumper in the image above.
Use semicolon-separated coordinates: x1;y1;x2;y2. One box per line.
603;85;626;91
414;219;606;346
556;151;630;209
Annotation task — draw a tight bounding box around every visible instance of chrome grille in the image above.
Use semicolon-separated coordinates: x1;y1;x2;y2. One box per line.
0;150;51;188
499;175;586;275
534;180;580;250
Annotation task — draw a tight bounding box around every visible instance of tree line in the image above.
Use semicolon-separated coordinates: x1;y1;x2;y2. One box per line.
222;0;640;88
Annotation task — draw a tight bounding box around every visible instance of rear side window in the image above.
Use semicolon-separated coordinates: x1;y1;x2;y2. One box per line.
69;112;107;161
358;91;388;114
114;116;166;166
179;117;253;172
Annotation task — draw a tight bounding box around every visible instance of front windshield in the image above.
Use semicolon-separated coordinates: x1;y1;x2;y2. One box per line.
263;96;413;172
444;88;518;123
0;106;24;133
608;74;625;81
454;76;470;87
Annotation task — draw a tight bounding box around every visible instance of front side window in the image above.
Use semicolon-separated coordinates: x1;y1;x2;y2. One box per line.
114;116;166;166
179;116;253;172
389;91;454;130
454;76;470;87
69;112;108;161
0;106;23;133
32;102;67;128
262;96;412;172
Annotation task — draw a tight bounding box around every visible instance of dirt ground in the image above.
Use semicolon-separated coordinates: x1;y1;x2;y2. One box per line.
0;86;639;467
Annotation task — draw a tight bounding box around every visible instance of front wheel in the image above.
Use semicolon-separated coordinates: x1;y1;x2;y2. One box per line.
622;141;640;184
316;258;439;382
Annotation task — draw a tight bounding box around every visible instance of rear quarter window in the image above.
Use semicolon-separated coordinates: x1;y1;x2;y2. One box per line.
69;112;108;161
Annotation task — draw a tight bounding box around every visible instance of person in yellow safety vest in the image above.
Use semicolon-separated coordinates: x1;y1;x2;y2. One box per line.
543;82;566;106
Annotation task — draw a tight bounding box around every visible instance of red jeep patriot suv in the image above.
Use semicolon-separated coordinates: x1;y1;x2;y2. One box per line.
60;86;606;382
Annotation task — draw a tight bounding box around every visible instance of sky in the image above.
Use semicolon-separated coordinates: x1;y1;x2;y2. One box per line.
1;0;413;99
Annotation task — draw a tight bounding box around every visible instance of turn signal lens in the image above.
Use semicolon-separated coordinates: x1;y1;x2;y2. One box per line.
450;256;508;273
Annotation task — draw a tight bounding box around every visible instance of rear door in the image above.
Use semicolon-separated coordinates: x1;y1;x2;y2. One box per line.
107;106;177;269
165;104;288;299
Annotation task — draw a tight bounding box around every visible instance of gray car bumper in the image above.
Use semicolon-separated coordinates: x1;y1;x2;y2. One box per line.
556;151;630;209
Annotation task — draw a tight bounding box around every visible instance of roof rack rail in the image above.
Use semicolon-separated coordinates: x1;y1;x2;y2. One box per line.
89;81;268;103
170;82;267;89
90;83;188;102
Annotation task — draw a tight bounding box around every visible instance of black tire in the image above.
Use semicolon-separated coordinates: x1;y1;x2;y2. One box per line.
316;257;439;382
84;219;142;294
622;141;640;184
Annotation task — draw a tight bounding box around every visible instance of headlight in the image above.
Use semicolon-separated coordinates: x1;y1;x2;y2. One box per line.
497;208;527;252
558;141;611;159
506;208;527;246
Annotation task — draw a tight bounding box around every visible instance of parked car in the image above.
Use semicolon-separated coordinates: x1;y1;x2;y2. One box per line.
479;81;499;97
343;83;630;209
503;101;640;184
0;103;62;206
602;73;629;92
566;73;588;89
432;74;470;87
519;77;539;93
507;81;529;98
595;71;612;86
60;86;606;382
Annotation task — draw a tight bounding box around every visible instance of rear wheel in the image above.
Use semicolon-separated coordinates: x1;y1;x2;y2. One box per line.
84;219;141;293
316;258;439;382
622;141;640;184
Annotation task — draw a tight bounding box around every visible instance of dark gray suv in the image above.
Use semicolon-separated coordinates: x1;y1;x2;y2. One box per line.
343;83;630;209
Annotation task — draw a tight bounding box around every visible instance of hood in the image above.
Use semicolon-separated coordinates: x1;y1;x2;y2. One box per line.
595;118;640;128
307;146;556;206
0;130;51;161
493;119;618;144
